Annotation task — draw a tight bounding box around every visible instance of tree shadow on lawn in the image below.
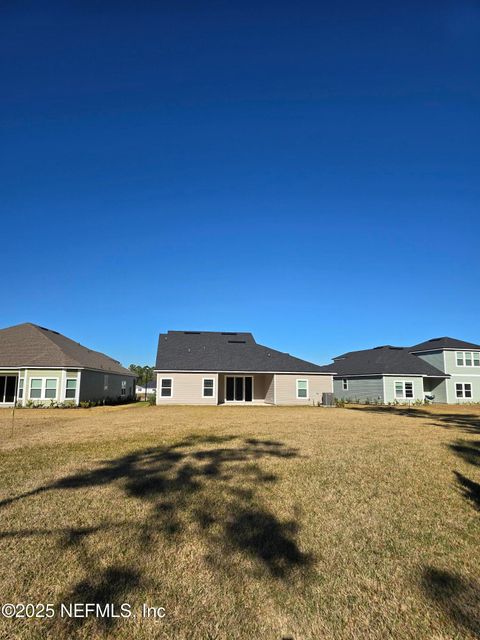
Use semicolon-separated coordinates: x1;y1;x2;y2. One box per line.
0;434;313;634
422;567;480;639
349;405;480;435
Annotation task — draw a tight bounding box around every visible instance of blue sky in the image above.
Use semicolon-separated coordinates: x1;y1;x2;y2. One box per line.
1;1;479;367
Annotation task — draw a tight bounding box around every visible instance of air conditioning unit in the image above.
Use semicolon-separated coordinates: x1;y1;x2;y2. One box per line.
322;392;335;407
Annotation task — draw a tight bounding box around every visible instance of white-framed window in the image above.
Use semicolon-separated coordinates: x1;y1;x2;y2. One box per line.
342;379;348;391
395;381;414;399
121;380;126;396
456;351;480;367
65;378;77;399
456;383;472;399
104;375;109;391
296;379;308;399
28;378;60;400
202;378;215;398
45;379;57;399
29;378;42;399
18;378;24;399
160;378;173;397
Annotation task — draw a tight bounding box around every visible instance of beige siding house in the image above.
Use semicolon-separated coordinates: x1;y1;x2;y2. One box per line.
155;331;334;406
0;323;135;407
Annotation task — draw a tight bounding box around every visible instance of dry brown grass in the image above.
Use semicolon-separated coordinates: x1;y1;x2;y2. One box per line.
0;403;479;639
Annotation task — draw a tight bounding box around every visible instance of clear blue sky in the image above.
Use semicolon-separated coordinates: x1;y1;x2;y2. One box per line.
1;1;479;367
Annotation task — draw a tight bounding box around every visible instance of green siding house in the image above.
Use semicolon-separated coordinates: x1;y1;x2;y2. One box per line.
0;323;136;407
327;337;480;404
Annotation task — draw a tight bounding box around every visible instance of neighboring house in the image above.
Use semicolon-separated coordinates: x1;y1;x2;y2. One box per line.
136;380;157;396
328;337;480;404
0;323;136;407
155;331;334;405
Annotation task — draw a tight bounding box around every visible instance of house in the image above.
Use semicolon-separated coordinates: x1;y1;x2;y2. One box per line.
328;337;480;404
136;380;157;397
154;331;334;405
0;323;136;407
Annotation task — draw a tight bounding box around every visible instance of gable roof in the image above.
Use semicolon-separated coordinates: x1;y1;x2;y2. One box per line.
325;345;448;377
155;331;333;374
409;337;480;352
0;323;134;376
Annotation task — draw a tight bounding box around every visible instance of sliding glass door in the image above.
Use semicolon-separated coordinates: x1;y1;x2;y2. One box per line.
225;376;253;402
0;376;17;404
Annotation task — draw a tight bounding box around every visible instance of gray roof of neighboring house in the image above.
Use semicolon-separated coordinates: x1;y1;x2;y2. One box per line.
155;331;333;374
409;336;480;352
324;345;448;377
0;323;134;376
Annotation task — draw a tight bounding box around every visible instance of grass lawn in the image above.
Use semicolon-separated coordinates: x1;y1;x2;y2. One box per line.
0;404;479;640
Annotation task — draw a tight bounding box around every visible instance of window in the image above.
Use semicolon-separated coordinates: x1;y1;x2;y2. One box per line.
203;378;215;398
161;378;172;397
395;381;414;399
45;379;57;399
456;383;472;399
296;379;308;399
18;378;24;399
121;380;126;396
342;379;348;391
65;378;77;399
30;378;42;399
456;351;480;367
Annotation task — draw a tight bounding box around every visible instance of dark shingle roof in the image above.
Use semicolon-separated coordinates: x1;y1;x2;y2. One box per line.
324;345;448;377
0;323;134;375
409;337;480;352
155;331;332;373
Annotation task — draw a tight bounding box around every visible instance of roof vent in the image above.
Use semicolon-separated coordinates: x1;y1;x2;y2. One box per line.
228;340;246;344
184;331;201;335
221;332;237;335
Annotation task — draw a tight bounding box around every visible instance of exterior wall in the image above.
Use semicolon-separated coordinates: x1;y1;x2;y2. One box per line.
79;370;135;403
274;374;333;405
333;377;384;402
265;376;275;404
383;376;424;403
423;378;448;403
218;373;273;404
445;376;480;403
156;373;218;405
415;351;446;372
23;369;70;406
417;350;480;403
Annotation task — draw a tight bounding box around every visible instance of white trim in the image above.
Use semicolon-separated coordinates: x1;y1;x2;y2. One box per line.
455;382;473;399
160;377;173;398
449;374;480;377
60;370;67;403
342;378;348;391
65;377;78;403
202;377;216;399
296;378;309;400
382;376;386;401
454;351;480;368
273;374;276;404
76;370;81;406
0;366;135;376
0;373;18;405
394;380;414;400
27;376;59;402
223;375;254;403
334;373;448;379
154;369;333;375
